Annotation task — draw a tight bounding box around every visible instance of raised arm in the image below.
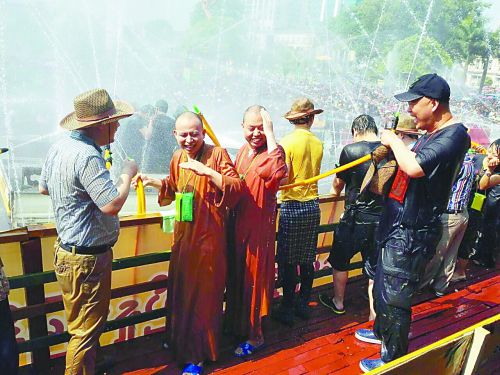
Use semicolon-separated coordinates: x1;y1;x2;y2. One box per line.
100;159;138;215
260;108;278;153
381;129;424;178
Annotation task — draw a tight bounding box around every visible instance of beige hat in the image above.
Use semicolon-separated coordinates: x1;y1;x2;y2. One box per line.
284;98;323;121
60;88;134;130
395;114;420;135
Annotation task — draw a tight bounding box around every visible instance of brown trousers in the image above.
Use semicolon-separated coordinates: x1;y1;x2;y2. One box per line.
54;243;112;375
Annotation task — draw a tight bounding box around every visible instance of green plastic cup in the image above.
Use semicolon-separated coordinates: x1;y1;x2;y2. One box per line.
162;215;175;233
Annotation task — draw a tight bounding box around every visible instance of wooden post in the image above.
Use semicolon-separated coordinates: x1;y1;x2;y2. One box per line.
21;237;51;373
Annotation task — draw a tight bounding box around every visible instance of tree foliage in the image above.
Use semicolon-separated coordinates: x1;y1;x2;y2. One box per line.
332;0;494;78
391;35;452;77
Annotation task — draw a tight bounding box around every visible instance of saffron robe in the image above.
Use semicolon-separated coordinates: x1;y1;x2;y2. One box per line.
158;144;242;364
226;145;287;339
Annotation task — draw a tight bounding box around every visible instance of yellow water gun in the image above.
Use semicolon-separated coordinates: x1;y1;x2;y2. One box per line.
136;176;146;215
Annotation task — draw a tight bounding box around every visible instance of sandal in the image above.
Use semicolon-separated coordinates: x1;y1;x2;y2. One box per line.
318;294;346;315
233;341;263;358
182;363;203;375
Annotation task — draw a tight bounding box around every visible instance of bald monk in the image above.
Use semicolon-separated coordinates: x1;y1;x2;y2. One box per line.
226;106;287;357
133;112;243;375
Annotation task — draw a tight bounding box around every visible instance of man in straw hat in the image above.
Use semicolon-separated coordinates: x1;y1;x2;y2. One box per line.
355;74;470;372
39;88;138;375
319;114;382;321
274;98;323;326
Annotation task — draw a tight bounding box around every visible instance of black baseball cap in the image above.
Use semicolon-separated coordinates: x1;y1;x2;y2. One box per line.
394;73;450;103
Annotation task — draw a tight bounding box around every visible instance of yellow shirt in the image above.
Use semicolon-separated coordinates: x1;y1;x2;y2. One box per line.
280;128;323;202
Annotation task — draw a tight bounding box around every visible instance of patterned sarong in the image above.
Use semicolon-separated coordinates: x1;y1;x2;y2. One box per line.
277;199;320;265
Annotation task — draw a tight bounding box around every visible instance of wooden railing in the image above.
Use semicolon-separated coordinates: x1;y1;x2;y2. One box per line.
2;195;348;373
374;314;500;374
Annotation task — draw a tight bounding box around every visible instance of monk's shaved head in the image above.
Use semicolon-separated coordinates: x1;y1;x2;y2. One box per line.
174;111;206;157
176;111;203;130
242;105;266;124
241;104;267;150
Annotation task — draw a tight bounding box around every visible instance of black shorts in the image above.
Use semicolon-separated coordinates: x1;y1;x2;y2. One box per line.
328;209;380;278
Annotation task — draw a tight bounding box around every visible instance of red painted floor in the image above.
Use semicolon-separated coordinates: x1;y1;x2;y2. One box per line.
34;264;499;375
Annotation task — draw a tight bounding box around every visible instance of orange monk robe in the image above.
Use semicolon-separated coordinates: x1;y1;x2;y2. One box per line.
158;144;243;364
226;145;287;340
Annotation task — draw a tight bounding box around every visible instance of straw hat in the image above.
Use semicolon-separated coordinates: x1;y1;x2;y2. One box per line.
395;114;420;135
284;98;323;121
60;88;134;130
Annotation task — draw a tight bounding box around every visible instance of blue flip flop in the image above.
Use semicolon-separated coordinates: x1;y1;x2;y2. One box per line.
234;341;263;358
182;363;203;375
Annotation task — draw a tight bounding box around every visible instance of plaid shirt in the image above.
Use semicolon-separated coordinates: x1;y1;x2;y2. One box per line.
40;131;119;247
447;154;475;212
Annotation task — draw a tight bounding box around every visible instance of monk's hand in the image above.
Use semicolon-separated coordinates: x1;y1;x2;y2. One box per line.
179;160;213;177
260;108;274;135
131;173;161;189
260;108;279;153
131;173;144;189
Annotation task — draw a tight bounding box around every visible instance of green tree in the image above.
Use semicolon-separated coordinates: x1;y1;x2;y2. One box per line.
478;29;500;93
389;34;452;78
447;9;488;76
331;0;491;79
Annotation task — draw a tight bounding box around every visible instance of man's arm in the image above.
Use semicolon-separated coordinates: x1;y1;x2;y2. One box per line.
39;160;49;195
479;154;500;189
331;176;345;197
79;156;138;217
39;185;49;195
381;129;424;178
100;159;138;216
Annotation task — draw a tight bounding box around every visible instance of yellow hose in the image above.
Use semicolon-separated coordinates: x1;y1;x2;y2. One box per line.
136;177;146;215
280;154;372;190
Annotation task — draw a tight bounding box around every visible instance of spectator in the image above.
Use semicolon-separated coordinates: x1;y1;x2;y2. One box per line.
275;98;323;326
319;114;382;321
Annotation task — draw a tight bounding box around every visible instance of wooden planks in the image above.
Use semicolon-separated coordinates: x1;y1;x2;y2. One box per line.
26;265;498;375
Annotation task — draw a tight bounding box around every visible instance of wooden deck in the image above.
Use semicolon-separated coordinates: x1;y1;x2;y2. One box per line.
31;264;499;375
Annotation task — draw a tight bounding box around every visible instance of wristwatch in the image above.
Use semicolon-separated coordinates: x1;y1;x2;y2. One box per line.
484;170;492;177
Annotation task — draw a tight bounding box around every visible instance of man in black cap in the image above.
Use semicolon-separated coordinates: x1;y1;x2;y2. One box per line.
355;74;470;372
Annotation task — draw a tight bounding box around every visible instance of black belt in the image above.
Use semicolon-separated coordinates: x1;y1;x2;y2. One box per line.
444;208;463;215
59;242;111;255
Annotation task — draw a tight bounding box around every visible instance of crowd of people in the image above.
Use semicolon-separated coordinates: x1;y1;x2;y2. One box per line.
0;73;498;375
